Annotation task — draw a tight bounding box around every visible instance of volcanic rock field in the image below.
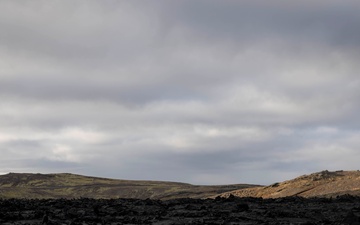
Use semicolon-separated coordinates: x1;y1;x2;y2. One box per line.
1;195;360;224
2;171;360;224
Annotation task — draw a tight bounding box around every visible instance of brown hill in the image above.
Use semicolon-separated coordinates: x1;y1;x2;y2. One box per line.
0;173;257;200
219;170;360;199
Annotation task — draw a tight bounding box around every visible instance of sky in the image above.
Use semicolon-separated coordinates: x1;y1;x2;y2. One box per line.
1;0;360;185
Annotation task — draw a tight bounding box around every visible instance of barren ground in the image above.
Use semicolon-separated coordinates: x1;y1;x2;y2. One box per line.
1;195;360;224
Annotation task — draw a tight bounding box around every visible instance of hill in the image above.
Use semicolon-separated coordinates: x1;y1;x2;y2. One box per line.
219;170;360;199
0;173;257;200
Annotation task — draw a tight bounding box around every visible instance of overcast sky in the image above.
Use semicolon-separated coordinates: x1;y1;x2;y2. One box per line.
1;0;360;185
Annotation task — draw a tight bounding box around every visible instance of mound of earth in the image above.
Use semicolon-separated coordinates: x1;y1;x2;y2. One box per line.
220;170;360;199
0;173;256;200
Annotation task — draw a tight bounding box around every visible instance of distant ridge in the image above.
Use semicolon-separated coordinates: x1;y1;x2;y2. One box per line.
218;170;360;199
3;170;359;200
0;173;256;200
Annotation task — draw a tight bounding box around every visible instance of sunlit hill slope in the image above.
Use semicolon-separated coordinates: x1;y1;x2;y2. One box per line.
219;170;360;199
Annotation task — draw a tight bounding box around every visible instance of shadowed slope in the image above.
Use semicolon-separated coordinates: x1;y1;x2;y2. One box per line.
0;173;257;200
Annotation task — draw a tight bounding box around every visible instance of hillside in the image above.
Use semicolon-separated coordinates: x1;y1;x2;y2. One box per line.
219;170;360;199
0;173;257;200
3;170;359;200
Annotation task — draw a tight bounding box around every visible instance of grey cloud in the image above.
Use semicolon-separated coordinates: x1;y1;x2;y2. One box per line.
0;76;207;105
24;158;82;171
165;0;360;48
0;1;159;59
1;0;360;184
3;139;42;148
2;0;360;106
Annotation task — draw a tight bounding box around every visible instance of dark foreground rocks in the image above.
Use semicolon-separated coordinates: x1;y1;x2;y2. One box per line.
1;195;360;225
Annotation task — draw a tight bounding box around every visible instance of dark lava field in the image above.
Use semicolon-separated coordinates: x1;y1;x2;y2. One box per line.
1;195;360;225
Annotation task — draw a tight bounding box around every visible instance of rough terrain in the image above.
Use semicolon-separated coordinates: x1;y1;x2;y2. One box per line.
1;195;360;224
2;171;360;224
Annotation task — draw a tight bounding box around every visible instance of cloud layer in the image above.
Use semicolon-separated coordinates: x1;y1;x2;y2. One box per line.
1;0;360;184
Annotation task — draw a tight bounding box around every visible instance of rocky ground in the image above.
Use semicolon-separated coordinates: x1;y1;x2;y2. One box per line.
1;195;360;225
